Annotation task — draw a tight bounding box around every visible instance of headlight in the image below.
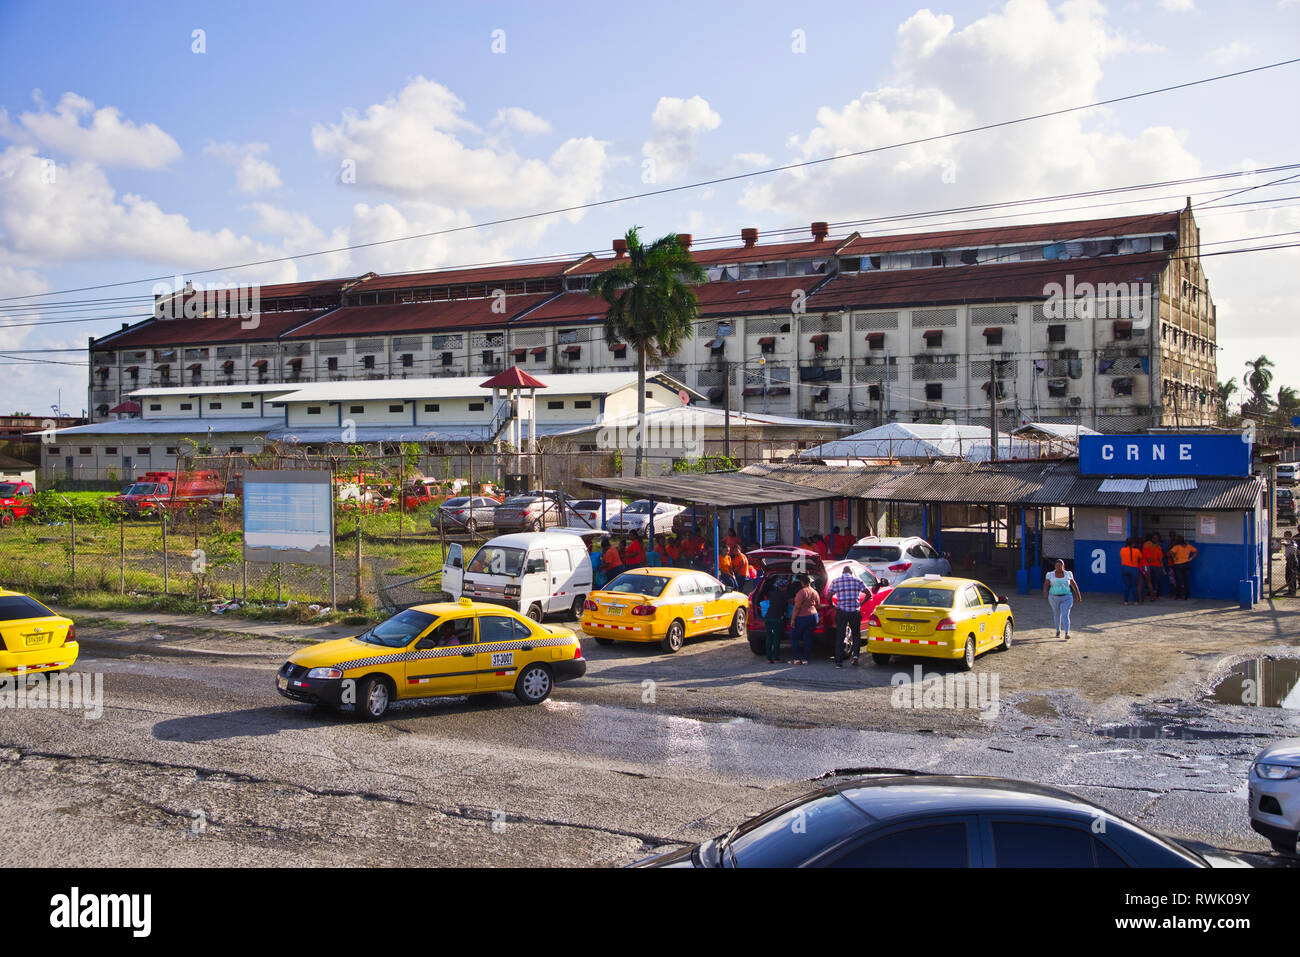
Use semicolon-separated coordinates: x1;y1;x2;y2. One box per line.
307;667;344;680
504;584;521;597
1253;761;1300;780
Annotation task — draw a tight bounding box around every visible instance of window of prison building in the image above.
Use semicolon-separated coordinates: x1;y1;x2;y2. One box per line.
866;332;886;351
1113;321;1133;342
1047;379;1069;398
179;403;192;411
468;402;484;412
105;447;117;455
923;330;943;349
982;327;1004;346
327;357;339;371
240;401;254;409
481;350;496;365
362;355;376;370
531;347;547;363
388;405;404;413
868;384;882;401
79;447;92;456
575;400;592;409
548;401;564;410
424;403;439;413
149;403;162;411
925;383;943;401
441;352;454;366
563;345;581;361
1112;378;1134;398
307;407;322;415
349;405;364;414
136;448;148;456
1047;324;1067;344
401;353;414;368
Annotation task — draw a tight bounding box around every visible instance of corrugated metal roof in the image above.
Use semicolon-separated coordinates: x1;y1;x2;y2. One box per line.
842;212;1179;257
580;472;842;508
281;295;553;338
95;309;332;350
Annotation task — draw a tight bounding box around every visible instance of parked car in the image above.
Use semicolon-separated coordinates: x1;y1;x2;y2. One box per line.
0;480;35;527
867;575;1013;671
567;498;627;529
441;530;600;620
0;588;79;676
672;504;716;537
434;495;502;532
744;546;891;654
1248;738;1300;855
1277;487;1295;525
582;567;748;653
630;775;1223;867
108;472;175;516
1277;463;1297;487
606;500;685;536
845;535;951;584
492;493;578;532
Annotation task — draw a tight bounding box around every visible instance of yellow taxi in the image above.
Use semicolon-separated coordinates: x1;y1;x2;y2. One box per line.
0;588;78;676
865;575;1013;671
275;597;585;720
581;567;748;653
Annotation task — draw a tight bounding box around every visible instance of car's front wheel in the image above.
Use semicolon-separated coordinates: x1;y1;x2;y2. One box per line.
514;663;553;705
356;676;391;721
998;621;1013;651
526;603;544;621
662;620;686;653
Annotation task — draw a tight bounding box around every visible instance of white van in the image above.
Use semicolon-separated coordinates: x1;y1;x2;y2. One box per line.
441;530;600;621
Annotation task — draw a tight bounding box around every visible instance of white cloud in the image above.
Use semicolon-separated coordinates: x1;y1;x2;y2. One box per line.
203;141;283;193
491;107;553;135
641;95;722;181
1206;40;1254;65
11;92;181;169
311;77;607;214
1158;0;1195;11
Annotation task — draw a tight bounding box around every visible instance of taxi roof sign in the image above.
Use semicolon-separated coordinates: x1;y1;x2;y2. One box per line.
458;596;473;607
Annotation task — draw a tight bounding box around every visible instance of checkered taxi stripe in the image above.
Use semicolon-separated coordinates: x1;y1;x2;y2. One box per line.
339;636;576;672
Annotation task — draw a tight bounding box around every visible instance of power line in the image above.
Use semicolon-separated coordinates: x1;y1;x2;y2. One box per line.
3;56;1297;305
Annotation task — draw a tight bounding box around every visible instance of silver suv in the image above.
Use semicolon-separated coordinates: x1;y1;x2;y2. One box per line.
845;536;951;585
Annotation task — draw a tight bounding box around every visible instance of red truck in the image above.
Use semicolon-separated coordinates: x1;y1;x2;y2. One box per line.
0;480;35;527
108;470;225;516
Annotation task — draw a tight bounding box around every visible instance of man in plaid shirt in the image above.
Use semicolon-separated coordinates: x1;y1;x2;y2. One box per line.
829;565;869;667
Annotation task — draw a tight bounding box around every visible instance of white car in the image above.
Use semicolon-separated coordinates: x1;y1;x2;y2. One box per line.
567;498;627;529
606;500;685;536
1249;738;1300;855
845;535;951;585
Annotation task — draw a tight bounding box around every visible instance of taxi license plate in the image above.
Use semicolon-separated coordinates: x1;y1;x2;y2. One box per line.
605;603;626;614
25;633;46;646
900;623;917;635
277;677;288;690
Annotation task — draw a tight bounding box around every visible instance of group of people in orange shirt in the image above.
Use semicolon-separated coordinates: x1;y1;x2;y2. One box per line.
1119;531;1199;605
798;526;857;561
589;529;749;589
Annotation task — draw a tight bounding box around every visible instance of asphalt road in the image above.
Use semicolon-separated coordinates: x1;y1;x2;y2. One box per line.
1;594;1297;867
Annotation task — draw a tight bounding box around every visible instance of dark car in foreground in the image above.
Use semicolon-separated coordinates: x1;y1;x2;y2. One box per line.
630;775;1223;867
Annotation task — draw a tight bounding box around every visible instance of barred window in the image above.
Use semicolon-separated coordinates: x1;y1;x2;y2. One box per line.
911;308;958;328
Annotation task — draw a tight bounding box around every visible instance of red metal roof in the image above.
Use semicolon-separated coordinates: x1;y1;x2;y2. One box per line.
479;367;549;390
810;253;1173;311
843;212;1179;258
566;236;850;276
353;259;580;292
282;294;553;338
95;309;331;349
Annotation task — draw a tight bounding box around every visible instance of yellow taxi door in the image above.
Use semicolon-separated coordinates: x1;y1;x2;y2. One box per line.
403;614;477;697
960;584;995;652
673;575;704;636
975;582;1009;646
474;613;533;691
695;575;731;634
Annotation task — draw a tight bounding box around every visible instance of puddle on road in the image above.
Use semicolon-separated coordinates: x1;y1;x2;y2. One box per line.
1096;722;1269;741
1205;657;1300;710
1017;695;1059;718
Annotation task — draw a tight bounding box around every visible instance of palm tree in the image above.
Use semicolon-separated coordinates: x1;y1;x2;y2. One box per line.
1243;356;1275;416
1215;378;1238;422
1277;385;1300;424
589;227;706;476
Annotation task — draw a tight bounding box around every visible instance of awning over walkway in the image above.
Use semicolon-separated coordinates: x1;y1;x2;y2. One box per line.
580;473;842;508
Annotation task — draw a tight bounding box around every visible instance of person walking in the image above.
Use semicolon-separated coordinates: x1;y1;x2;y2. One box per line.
1120;537;1143;606
1283;531;1299;596
1042;559;1083;639
602;538;624;583
828;564;869;666
1142;533;1166;601
789;574;819;666
762;576;791;664
1168;535;1198;599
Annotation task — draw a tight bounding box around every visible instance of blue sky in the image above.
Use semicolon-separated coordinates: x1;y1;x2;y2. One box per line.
2;0;1298;414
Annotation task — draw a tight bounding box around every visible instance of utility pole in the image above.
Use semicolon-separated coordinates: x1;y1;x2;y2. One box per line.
723;360;731;461
989;358;999;461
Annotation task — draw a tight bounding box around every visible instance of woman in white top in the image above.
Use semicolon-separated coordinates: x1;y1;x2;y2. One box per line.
1042;559;1083;639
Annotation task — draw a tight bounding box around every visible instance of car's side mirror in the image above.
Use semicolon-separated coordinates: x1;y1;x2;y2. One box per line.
997;595;1010;606
415;636;437;649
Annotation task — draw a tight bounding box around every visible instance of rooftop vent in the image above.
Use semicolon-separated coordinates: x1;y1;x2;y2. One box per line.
741;228;758;248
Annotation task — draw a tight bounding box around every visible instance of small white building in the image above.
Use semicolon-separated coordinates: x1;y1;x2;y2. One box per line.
800;421;1034;463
